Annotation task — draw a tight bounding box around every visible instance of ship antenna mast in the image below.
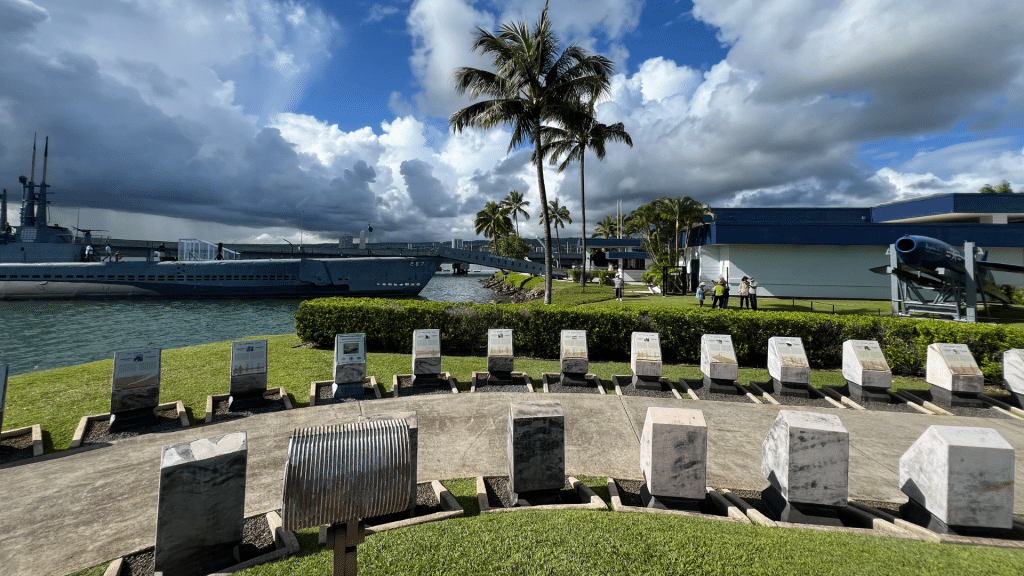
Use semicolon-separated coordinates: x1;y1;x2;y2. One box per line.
39;136;49;227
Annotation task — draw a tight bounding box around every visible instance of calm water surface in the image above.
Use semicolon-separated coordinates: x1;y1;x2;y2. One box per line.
0;273;498;375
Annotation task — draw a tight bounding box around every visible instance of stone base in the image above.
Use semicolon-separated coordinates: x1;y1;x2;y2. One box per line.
1011;391;1024;410
703;375;740;395
228;391;267;412
640;484;704;513
560;372;589;387
509;488;564;507
899;499;1017;537
765;378;811;398
762;486;844;526
633;374;665;390
333;381;368;400
929;385;985;408
109;407;160;432
845;381;892;404
411;375;443;388
487;371;514;386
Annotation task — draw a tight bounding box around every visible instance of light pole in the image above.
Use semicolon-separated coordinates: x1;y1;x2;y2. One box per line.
282;238;293;255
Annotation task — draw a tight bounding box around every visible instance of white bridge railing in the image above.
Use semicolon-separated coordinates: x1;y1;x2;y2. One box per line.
178;239;239;261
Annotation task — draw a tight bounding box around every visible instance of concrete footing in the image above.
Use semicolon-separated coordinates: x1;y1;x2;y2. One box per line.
0;424;44;457
70;401;188;449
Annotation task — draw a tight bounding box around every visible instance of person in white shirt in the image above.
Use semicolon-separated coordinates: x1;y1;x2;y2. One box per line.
749;277;758;310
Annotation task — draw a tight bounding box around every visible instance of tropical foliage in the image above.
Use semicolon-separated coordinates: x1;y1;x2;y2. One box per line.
492;233;531;260
544;198;572;267
499;190;530;235
980;180;1015;194
474;201;513;243
449;1;613;304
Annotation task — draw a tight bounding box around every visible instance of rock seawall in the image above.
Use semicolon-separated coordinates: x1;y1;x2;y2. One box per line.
480;276;544;303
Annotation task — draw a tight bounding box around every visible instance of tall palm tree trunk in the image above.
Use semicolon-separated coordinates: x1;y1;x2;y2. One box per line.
579;153;587;290
534;124;554;305
555;226;562;268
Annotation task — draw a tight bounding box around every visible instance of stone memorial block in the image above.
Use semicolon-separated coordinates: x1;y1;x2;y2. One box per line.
767;337;811;396
229;339;268;405
631;332;663;389
507;401;565;504
411;329;442;385
559;330;589;386
0;364;7;432
486;329;514;384
640;407;707;502
110;348;161;430
1003;349;1024;407
360;411;418;511
900;426;1014;531
841;340;892;403
761;410;848;509
926;343;984;407
700;334;739;394
334;333;368;398
155;432;248;576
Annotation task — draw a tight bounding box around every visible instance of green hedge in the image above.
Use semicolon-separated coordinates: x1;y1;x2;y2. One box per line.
295;298;1024;382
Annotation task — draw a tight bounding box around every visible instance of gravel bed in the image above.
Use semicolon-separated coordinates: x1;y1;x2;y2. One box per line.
83;407;182;445
0;432;35;464
396;376;452;397
746;384;836;408
613;479;721;515
316;383;376;404
901;391;1012;419
544;375;601;394
365;482;443;526
212;392;287;421
684;380;756;403
122;515;276;575
822;386;919;413
474;374;532;393
484;476;581;508
614;376;677;398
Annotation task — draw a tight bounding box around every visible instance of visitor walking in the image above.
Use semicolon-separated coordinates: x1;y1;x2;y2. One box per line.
711;279;725;309
613;273;624;301
695;282;707;308
722;280;731;309
739;276;750;309
84;244;94;262
104;244;112;262
749;277;758;310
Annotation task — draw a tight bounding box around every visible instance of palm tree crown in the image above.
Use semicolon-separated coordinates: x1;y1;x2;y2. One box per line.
545;198;572;268
500;189;530;235
475;201;513;243
449;1;612;304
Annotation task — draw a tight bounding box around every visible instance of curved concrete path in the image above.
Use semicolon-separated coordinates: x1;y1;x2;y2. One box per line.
2;392;1023;576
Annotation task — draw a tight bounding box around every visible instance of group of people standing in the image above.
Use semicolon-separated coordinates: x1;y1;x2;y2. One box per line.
695;276;758;310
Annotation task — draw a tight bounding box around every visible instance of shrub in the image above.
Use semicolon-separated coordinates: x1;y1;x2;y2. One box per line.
295;299;1024;383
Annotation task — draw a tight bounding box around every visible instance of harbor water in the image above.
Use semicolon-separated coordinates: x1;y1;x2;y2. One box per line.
0;273;499;375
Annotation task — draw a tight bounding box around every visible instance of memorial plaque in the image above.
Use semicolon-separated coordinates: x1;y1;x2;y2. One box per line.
559;330;589;384
334;333;367;384
1003;349;1024;407
700;334;738;381
762;410;849;517
155;432;248;576
487;329;514;377
900;425;1014;530
640;408;707;502
630;332;663;389
0;364;7;432
841;340;892;402
229;339;268;396
766;337;810;397
508;401;565;505
411;329;442;382
927;343;983;393
111;348;161;415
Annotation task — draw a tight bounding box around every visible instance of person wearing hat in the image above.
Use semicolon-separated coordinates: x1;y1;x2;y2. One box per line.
613;272;624;301
739;276;751;309
695;281;707;308
749;277;758;310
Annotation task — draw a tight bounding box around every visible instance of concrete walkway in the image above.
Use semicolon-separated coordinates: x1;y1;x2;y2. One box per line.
2;392;1023;576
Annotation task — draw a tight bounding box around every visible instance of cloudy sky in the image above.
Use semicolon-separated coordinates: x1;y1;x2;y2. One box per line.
1;0;1022;244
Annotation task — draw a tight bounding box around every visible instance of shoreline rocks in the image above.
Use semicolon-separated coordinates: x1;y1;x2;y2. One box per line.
480;276;544;304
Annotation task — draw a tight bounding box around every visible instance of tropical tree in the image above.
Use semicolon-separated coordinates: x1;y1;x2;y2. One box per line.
545;101;632;287
500;190;531;235
449;2;612;304
657;196;714;291
980;180;1014;194
475;201;513;244
592;214;619;239
545;198;572;268
493;233;531;260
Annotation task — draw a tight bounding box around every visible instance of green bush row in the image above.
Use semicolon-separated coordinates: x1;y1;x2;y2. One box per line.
295;298;1024;382
567;269;614;286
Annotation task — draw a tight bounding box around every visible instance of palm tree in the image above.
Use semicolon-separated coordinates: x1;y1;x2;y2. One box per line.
545;101;632;287
545;198;572;268
449;2;612;304
500;189;530;235
592;214;618;239
475;201;513;244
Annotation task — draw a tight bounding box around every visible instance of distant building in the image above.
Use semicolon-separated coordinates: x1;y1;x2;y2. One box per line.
688;193;1024;299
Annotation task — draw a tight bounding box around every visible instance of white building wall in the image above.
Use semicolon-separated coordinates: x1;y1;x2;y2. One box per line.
698;244;892;299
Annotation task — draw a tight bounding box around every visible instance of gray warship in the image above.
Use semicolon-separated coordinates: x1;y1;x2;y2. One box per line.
0;138;440;300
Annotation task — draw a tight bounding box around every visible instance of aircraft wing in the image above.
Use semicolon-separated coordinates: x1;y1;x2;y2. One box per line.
978;260;1024;274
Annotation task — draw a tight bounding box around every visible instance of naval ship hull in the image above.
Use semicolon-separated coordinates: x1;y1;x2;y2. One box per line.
0;256;441;300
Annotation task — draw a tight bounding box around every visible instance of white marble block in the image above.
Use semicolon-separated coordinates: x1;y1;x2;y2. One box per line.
767;337;810;385
229;339;268;395
508;401;565;496
111;348;162;414
487;329;514;374
926;343;984;393
1002;349;1024;399
155;432;248;576
630;332;663;378
900;426;1015;529
700;335;738;381
842;340;891;389
412;329;442;376
761;410;849;507
560;330;588;375
334;333;367;384
640;407;707;500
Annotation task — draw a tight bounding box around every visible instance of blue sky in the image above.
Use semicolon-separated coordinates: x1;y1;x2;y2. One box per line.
1;0;1022;243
